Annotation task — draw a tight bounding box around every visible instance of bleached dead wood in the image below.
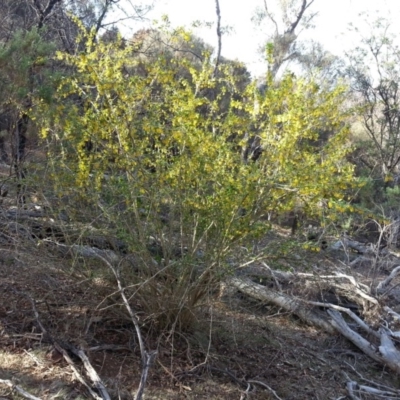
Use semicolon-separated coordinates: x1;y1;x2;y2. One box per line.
229;277;335;333
384;306;400;321
95;254;157;400
328;310;400;375
349;255;370;267
260;261;283;291
238;265;378;306
298;272;378;305
344;362;400;399
45;240;120;264
70;244;120;264
0;379;42;400
247;379;283;400
346;381;361;400
229;275;400;375
307;301;379;338
331;238;375;254
53;342;105;400
11;288;111;400
347;381;400;400
377;265;400;293
327;310;384;364
70;348;111;400
379;329;400;374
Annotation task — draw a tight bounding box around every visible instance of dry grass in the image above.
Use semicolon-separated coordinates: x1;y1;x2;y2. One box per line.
0;156;399;399
0;234;399;400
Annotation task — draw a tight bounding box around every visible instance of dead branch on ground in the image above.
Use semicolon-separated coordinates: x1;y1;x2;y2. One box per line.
95;254;157;400
0;379;42;400
229;260;400;377
9;287;111;400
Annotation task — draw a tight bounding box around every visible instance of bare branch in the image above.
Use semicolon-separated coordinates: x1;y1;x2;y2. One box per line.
263;0;279;35
213;0;222;77
8;287;109;400
53;342;105;400
69;348;111;400
94;0;118;35
31;0;63;29
95;255;157;400
287;0;317;35
377;265;400;292
0;379;42;400
248;380;284;400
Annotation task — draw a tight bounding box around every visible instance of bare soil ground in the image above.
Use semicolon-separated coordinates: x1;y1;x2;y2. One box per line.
0;149;399;399
1;230;399;400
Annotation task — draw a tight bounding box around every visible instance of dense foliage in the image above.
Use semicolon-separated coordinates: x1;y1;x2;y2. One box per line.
34;26;357;329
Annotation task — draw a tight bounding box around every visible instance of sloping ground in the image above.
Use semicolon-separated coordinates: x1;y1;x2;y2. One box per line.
1;227;399;400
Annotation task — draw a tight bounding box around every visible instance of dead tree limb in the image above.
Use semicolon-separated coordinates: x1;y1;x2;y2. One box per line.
384;306;400;321
10;288;110;400
328;310;400;374
69;348;111;400
239;265;378;306
213;0;222;76
95;255;157;400
53;342;105;400
344;361;400;399
377;265;400;293
307;301;379;339
230;253;400;377
331;238;375;254
379;329;400;374
229;277;335;333
0;379;42;400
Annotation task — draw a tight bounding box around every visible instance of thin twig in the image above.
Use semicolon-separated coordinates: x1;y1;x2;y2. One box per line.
95;255;157;400
248;380;283;400
9;287;109;400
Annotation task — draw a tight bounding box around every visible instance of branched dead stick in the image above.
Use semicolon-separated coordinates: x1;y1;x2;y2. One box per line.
306;301;379;338
344;360;400;393
0;379;42;400
239;383;251;400
377;265;400;292
95;255;157;400
70;348;111;400
9;287;108;400
53;343;104;400
12;289;50;341
261;262;282;291
327;310;384;365
205;366;283;400
294;272;377;304
248;380;283;400
346;381;362;400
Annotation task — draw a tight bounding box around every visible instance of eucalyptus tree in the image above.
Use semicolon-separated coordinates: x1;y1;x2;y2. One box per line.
253;0;318;78
346;16;400;183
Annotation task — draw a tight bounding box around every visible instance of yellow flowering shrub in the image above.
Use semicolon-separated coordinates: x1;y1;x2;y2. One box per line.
37;27;357;330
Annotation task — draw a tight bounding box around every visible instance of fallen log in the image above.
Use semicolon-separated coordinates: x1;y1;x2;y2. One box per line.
228;277;335;333
229;276;400;376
